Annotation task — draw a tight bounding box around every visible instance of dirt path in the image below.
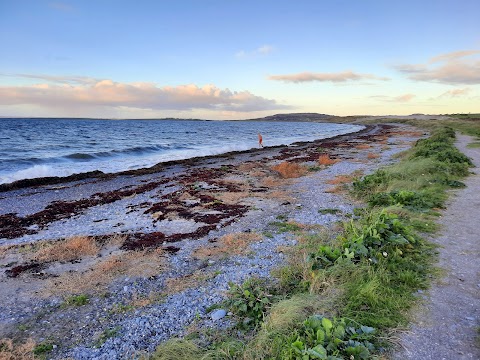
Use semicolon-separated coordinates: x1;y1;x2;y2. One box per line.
392;134;480;359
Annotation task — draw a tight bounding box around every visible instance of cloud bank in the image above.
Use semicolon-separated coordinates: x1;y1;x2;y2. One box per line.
396;50;480;85
438;88;472;98
268;71;389;83
370;94;416;102
0;78;290;112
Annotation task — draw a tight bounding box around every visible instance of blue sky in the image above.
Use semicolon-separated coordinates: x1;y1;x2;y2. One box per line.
0;0;479;119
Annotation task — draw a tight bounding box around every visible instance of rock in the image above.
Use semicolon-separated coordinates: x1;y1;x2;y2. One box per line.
210;309;227;321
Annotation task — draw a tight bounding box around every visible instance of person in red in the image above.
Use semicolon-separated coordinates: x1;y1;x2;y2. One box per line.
258;133;263;148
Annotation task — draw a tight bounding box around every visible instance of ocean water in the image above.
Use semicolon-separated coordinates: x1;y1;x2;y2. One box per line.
0;118;363;184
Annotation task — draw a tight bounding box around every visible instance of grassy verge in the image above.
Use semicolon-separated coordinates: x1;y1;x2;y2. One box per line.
150;126;472;360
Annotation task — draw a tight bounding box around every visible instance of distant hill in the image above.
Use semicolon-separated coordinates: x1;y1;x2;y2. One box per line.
247;113;333;122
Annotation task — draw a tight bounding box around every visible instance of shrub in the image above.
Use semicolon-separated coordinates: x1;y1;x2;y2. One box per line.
368;189;445;211
352;170;390;196
286;315;376;360
226;278;275;329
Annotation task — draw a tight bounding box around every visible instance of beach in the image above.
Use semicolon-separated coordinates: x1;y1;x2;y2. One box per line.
0;123;424;359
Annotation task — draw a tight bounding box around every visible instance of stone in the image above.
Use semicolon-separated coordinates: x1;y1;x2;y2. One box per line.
210;309;227;321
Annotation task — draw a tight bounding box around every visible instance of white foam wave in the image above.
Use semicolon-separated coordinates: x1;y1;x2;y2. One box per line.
0;125;364;185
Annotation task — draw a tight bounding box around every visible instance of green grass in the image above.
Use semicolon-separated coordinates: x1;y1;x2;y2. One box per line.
33;342;54;358
63;294;89;307
151;126;469;360
318;208;341;215
270;220;303;233
467;141;480;148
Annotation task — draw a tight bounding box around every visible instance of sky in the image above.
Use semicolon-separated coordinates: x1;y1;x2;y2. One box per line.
0;0;479;119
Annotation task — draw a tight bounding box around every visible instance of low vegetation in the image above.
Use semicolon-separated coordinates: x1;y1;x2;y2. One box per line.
272;161;308;178
0;338;36;360
151;126;471;359
34;236;99;262
318;154;338;166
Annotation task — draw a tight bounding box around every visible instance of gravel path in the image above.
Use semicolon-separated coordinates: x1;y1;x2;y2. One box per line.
392;134;480;360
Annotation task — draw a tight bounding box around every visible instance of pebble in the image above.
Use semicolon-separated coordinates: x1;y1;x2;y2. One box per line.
211;309;227;321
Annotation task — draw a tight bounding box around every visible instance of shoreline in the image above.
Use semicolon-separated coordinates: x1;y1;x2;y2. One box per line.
0;124;368;192
0;123;424;359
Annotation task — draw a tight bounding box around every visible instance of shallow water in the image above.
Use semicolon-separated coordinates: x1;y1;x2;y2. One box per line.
0;118;363;183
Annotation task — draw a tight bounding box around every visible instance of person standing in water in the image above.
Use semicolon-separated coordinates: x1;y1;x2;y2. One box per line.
258;133;263;148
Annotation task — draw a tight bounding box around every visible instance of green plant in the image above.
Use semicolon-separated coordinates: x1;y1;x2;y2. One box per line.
263;231;274;238
33;342;54;356
318;209;341;215
340;211;417;262
95;327;120;347
287;315;375;360
108;303;134;314
308;245;347;270
63;294;89;306
271;221;303;233
368;189;445;211
226;278;275;329
352;170;390;196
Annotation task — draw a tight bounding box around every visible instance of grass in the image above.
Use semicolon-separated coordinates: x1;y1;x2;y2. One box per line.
63;294;89;306
34;235;99;262
318;208;341;215
193;232;262;260
95;327;120;347
150;126;470;359
44;248;166;295
467;141;480;148
271;161;308;178
318;154;338;166
270;220;304;233
0;338;36;360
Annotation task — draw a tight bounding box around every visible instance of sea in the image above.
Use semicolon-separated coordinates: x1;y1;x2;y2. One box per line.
0;118;363;184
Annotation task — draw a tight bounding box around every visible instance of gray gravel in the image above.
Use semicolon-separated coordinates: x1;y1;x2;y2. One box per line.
392;134;480;360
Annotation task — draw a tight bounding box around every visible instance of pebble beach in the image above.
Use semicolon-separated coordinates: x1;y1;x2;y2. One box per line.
0;123;424;359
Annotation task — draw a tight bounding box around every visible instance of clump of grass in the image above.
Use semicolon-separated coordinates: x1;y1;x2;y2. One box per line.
318;154;338;166
0;338;36;360
193;232;261;259
270;220;304;233
327;174;353;185
95;327;120;347
272;161;308;178
63;294;89;306
32;342;54;357
44;248;166;295
34;235;99;262
261;176;284;187
355;143;372;150
151;339;206;360
318;208;341;215
467;141;480;148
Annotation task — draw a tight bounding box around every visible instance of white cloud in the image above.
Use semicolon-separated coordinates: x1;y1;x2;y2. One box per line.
438;88;472;98
235;45;275;58
268;71;390;83
370;94;416;102
0;78;291;113
395;50;480;84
